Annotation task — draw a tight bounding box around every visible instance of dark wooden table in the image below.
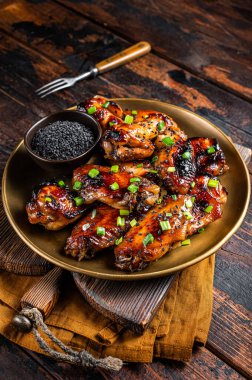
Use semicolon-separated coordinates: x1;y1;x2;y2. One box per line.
0;1;251;379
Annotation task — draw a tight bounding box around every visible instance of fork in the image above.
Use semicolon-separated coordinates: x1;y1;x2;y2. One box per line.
36;41;151;98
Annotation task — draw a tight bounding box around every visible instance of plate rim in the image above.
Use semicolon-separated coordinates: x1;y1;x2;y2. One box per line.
2;99;251;280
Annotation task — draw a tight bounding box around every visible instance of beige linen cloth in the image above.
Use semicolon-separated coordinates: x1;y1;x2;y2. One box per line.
0;255;214;362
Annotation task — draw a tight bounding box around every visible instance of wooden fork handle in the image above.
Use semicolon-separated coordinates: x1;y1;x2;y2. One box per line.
12;267;63;332
95;41;151;74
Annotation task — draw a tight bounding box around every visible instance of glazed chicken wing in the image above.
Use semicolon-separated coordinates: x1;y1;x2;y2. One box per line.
115;176;227;271
26;182;86;230
154;138;228;194
72;164;160;212
65;204;129;261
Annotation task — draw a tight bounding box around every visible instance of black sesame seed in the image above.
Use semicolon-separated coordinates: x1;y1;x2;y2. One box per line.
31;120;95;160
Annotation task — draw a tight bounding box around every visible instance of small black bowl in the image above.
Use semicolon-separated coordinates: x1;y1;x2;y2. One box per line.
24;110;102;174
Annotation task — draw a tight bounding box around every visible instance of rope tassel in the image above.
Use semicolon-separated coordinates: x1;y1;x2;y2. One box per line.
20;307;123;372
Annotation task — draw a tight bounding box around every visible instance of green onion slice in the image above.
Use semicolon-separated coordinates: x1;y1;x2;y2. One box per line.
45;196;52;203
117;216;125;227
158;121;165;131
166;212;172;217
150;169;158;174
162;137;174;146
124;115;133;124
160;220;171;231
58;180;65;188
205;205;213;213
131;110;138;115
91;209;96;219
143;233;154;246
181;151;191;159
115;236;123;245
74;197;84;206
151;156;158;163
103;101;110;108
185;199;193;208
171;194;177;201
111;165;119;173
208;179;219;188
97;226;105;236
127;184;139;193
207;146;215;154
88;168;99;178
136;163;143;168
191;181;196;188
87;106;96;115
181;239;191;246
198;228;205;233
110;182;119;191
130;219;137;227
120;210;129;216
183;211;193;220
109;121;115;127
73;180;82;190
130;177;141;183
168;166;175;172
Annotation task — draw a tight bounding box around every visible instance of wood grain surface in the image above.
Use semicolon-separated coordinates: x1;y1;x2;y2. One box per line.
0;0;251;379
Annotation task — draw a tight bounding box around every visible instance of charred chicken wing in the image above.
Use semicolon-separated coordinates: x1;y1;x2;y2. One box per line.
72;164;160;212
115;176;227;271
26;182;86;230
65;204;129;260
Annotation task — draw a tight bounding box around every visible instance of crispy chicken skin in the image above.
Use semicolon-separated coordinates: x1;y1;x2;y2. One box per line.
155;138;228;194
72;164;160;212
65;205;129;260
115;176;227;271
26;182;85;230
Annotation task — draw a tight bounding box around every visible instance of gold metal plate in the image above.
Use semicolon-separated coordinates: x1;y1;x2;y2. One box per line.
2;99;250;280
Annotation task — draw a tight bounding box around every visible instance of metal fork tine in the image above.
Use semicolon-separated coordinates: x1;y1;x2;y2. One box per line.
39;83;71;98
37;80;67;96
36;78;65;93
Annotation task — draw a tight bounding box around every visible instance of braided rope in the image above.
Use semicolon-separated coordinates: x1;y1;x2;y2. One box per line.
20;307;123;371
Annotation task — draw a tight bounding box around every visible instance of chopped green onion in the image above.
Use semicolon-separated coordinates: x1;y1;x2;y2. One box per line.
97;226;105;236
115;236;123;245
183;211;193;220
73;180;82;190
111;165;119;173
131;110;138;115
198;228;205;233
117;216;125;227
91;209;96;219
45;196;52;203
207;146;216;154
120;209;129;216
87;106;96;115
191;181;196;188
185;199;193;208
208;179;219;188
160;220;171;231
88;168;99;178
149;169;158;174
156;198;162;204
103;101;110;108
168;166;176;172
127;184;139;193
130;177;141;183
130;219;137;227
124;115;133;124
143;233;154;246
82;223;90;232
58;180;65;188
205;205;213;213
171;194;177;201
151;156;158;163
162;137;174;146
110;182;119;191
109;121;115;127
166;212;172;217
137;163;143;168
74;197;84;206
181;151;191;159
181;239;191;246
191;196;195;204
143;115;149;119
158;121;165;131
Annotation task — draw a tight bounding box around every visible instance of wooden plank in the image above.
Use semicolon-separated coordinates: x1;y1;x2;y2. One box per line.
58;0;252;101
0;14;251;149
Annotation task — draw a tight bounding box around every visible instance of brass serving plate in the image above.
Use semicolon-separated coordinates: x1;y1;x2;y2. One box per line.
2;99;250;280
